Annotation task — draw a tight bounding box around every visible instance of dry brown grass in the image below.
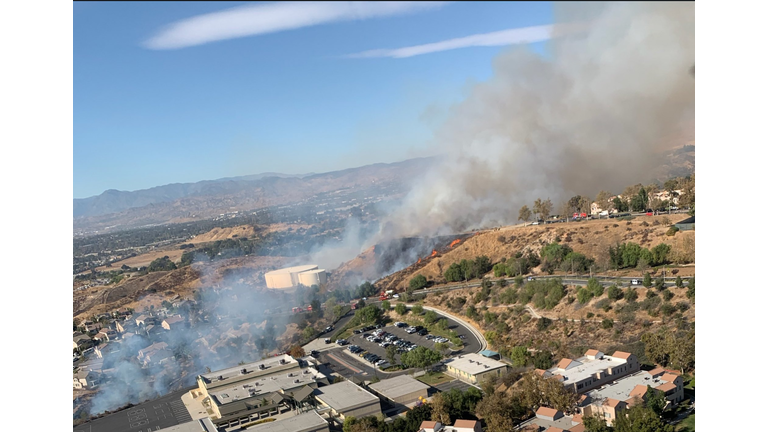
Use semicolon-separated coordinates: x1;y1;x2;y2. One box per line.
375;214;692;292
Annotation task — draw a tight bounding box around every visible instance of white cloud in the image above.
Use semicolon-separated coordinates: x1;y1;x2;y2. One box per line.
144;1;448;50
346;23;582;58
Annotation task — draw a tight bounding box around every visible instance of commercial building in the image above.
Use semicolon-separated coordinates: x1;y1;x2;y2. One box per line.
443;353;508;385
246;410;329;432
193;354;328;428
312;380;381;420
156;418;218;432
579;368;684;425
543;350;639;394
368;375;429;405
264;265;327;289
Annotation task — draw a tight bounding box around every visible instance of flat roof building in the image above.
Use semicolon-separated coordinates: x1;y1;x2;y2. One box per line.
368;375;430;405
580;369;685;425
444;353;508;384
313;380;381;420
194;355;328;428
246;410;329;432
544;350;639;394
156;418;218;432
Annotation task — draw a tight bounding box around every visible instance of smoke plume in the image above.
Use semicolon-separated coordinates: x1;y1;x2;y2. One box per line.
377;1;694;238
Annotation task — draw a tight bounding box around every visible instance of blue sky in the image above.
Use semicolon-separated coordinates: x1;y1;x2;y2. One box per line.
74;1;554;198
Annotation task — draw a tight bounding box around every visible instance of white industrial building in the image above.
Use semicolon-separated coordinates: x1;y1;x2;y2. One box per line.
264;265;328;289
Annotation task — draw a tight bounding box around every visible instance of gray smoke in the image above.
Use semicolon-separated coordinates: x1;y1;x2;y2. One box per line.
377;1;694;238
86;258;303;416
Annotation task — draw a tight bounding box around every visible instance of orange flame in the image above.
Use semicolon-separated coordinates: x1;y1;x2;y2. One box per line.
431;250;438;257
449;239;461;248
417;258;422;264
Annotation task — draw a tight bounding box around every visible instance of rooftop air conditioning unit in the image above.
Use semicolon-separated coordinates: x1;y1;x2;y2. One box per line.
241;368;248;375
294;379;300;383
218;375;224;381
259;364;266;370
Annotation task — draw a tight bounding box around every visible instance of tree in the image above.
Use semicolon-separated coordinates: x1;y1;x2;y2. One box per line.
333;304;346;320
381;300;391;311
675;276;683;288
645;386;666;416
516;371;579;413
518;205;532;224
386;344;397;366
643;272;652;288
577;288;593;304
583;414;611;432
613;404;674;432
607;285;624;301
424;310;439;325
434;342;449;357
410;275;428;290
412;304;424;315
395;303;408;315
540;199;553;220
288;345;305;358
510;346;529;367
459;259;475;281
686;277;695;301
475;391;527;432
654;276;665;291
444;263;462;282
625;288;638;302
533;350;553;369
431;392;451;425
587;278;604;297
595;190;612;213
613;196;629;212
302;326;317;340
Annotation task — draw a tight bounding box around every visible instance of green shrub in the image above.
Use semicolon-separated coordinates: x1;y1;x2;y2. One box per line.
587;278;604;297
662;290;674;301
577;288;593;304
666;226;679;236
586;312;595;319
409;275;428;290
660;302;677;316
607;285;624;301
601;319;614;329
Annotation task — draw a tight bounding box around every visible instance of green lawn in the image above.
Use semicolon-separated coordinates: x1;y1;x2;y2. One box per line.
416;372;453;386
676;414;695;432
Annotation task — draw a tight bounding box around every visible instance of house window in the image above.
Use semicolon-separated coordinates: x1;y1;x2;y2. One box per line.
605;413;611;418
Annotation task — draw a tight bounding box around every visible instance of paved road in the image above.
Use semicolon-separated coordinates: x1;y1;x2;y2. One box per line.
74;387;194;432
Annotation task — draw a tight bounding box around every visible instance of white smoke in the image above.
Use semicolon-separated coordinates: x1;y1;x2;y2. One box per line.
378;1;694;238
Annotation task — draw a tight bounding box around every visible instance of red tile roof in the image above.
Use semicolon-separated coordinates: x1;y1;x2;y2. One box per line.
629;385;648;399
656;382;677;393
660;373;680;383
537;407;560;418
545;428;565;432
557;358;574;369
585;349;600;356
569;424;586;432
611;351;632;359
419;421;438;429
453;419;479;428
604;398;624;408
648;367;665;377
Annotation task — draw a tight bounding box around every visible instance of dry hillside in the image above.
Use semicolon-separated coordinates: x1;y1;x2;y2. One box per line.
374;213;693;293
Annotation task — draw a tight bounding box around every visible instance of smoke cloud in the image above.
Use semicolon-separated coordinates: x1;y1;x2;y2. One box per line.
377;1;694;238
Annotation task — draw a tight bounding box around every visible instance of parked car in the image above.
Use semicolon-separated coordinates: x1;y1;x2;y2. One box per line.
324;325;334;333
353;329;363;334
405;327;417;334
631;279;640;285
336;339;348;346
458;335;466;339
418;328;428;336
310;350;320;358
392;294;400;299
527;276;535;281
324;338;331;344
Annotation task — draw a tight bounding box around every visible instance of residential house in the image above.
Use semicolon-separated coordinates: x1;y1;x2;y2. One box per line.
93;331;109;343
162;315;185;331
73;370;101;389
516;407;585;432
94;342;119;359
138;342;168;360
143;347;173;366
73;333;94;351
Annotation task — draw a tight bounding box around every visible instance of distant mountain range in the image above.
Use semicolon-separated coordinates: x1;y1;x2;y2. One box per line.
74;172;311;218
73;158;435;233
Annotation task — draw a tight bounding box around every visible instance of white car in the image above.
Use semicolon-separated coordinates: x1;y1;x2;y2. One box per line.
631;279;640;285
392;294;400;299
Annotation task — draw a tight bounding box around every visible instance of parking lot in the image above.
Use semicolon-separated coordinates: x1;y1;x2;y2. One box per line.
344;323;456;368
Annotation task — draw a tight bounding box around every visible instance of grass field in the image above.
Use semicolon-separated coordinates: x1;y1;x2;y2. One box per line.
676;413;695;431
416;372;453;386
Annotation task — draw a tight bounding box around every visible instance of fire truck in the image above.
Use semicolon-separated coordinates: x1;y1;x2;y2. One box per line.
291;305;313;314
